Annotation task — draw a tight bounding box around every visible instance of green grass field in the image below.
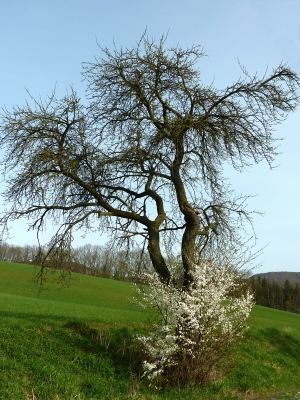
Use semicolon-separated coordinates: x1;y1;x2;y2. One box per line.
0;261;300;399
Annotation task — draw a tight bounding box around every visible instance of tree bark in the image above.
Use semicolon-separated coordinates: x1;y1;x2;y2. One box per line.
147;225;171;284
181;208;200;288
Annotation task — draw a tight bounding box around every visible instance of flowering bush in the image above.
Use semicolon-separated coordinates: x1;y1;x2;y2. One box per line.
134;262;254;386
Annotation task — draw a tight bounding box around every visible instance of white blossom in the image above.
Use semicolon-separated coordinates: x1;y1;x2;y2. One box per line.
134;262;254;383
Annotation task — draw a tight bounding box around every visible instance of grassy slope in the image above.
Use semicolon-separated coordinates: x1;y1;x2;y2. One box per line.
0;262;300;399
0;261;139;311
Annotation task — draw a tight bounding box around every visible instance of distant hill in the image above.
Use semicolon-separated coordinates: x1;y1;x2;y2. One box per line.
251;271;300;285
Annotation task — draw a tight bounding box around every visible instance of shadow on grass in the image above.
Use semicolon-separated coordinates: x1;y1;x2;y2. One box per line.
0;309;143;371
63;320;144;374
237;327;300;399
0;310;144;398
260;327;300;363
4;309;300;399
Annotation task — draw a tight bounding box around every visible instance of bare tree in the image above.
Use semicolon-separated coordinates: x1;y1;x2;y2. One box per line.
0;35;299;288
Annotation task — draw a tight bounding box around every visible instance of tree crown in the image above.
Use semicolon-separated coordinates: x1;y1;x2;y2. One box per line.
1;35;299;286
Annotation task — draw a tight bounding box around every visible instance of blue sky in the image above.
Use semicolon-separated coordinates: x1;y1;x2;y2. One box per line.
0;0;300;273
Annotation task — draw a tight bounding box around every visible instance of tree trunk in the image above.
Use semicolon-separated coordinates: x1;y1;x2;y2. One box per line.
181;209;200;288
147;225;171;284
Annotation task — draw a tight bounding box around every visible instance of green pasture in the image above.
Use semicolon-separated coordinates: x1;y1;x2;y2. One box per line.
0;261;300;399
0;261;138;312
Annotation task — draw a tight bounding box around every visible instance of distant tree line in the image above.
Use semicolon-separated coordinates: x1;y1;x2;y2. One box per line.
249;276;300;314
0;242;154;282
251;271;300;285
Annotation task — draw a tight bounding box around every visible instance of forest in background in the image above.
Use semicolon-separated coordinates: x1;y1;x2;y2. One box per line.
248;275;300;314
0;242;154;281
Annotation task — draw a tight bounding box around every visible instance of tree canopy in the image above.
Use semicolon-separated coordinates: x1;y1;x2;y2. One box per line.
1;36;299;287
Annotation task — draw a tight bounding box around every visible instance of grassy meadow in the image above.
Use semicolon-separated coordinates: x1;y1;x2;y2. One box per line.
0;261;300;399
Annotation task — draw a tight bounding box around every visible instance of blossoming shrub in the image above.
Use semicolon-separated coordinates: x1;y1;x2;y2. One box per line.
135;262;254;386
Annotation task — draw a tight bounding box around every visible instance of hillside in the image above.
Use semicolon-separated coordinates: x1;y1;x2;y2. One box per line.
251;271;300;285
1;261;300;399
